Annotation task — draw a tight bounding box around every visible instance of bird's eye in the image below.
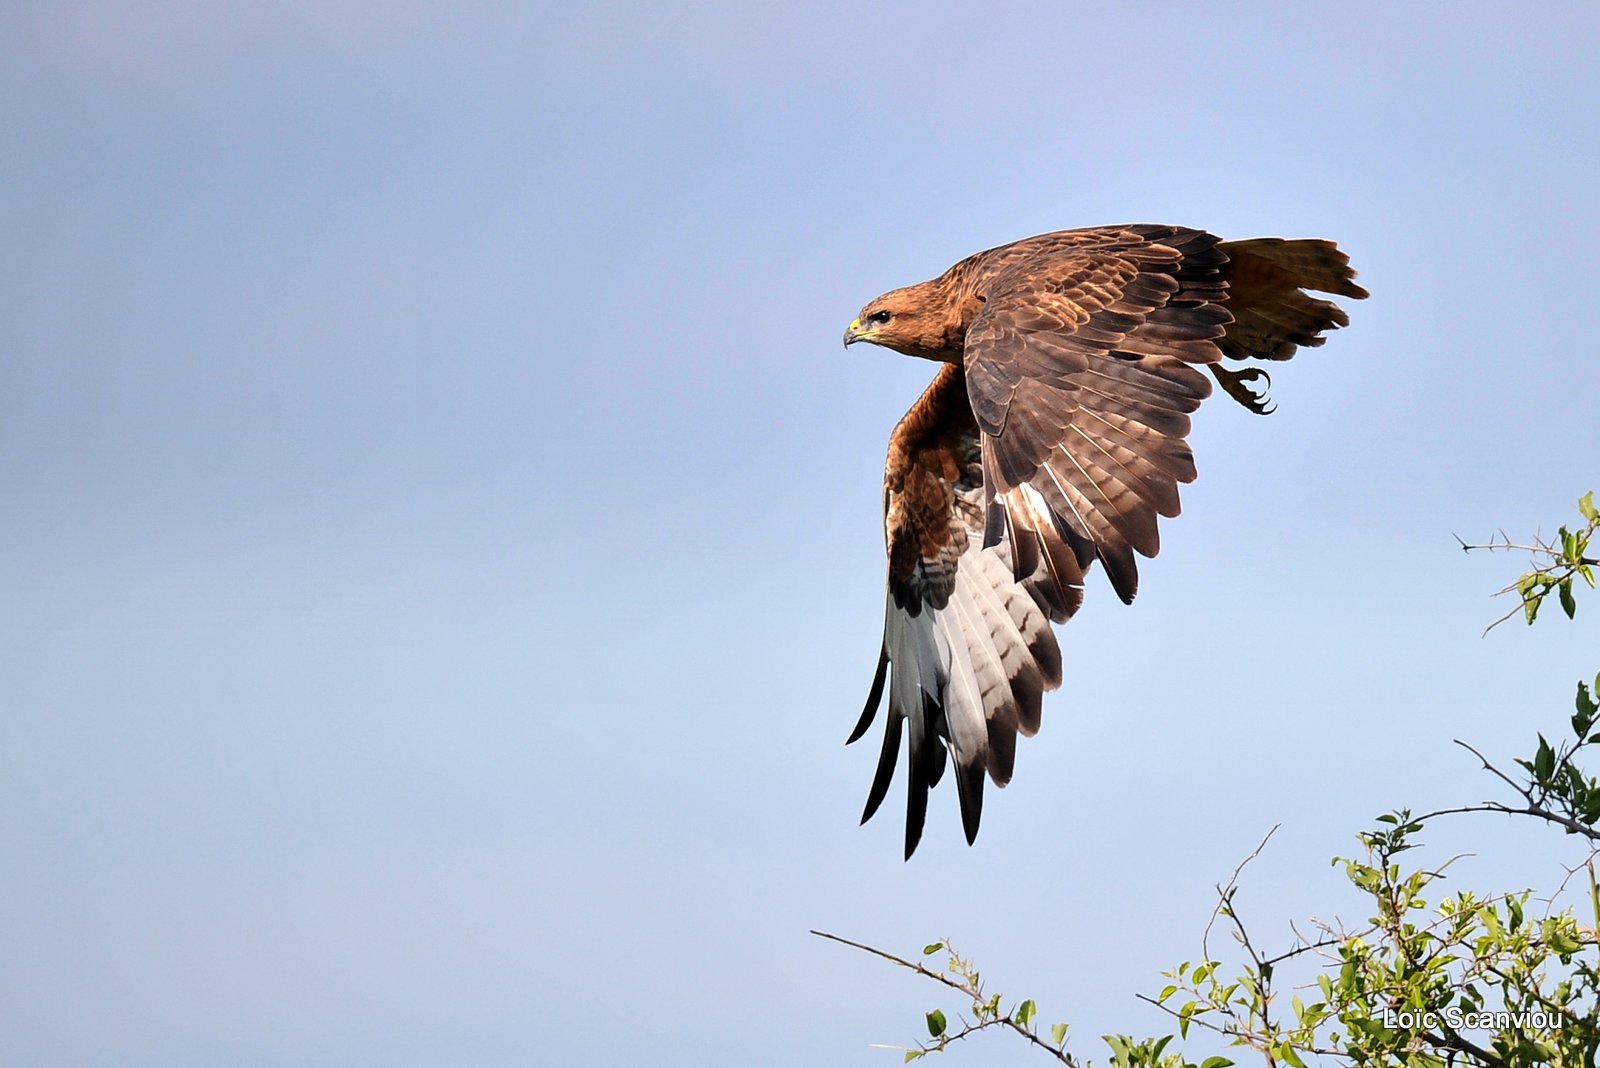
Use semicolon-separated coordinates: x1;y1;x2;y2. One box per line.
867;310;892;325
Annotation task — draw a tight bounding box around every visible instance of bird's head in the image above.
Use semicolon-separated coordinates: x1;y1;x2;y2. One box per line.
843;283;961;361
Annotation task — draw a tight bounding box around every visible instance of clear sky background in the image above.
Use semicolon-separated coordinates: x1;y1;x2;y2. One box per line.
3;2;1598;1065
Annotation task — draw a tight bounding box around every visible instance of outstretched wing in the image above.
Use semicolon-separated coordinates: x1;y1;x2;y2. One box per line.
965;225;1364;603
849;364;1070;859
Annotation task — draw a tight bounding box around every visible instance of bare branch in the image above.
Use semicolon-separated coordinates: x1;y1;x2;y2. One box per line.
1453;739;1537;804
1413;802;1600;843
1202;825;1280;965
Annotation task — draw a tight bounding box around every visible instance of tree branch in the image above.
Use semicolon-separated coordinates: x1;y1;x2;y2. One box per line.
810;931;1079;1066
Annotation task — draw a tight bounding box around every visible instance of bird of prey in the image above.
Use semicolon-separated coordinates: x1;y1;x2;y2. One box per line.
842;224;1366;858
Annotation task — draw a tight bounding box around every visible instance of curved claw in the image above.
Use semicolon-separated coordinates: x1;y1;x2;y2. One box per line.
1209;364;1276;416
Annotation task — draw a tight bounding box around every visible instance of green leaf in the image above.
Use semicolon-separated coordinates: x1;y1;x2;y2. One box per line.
1560;577;1577;619
1536;736;1556;782
923;942;943;956
1051;1022;1068;1046
1201;1058;1235;1068
1017;999;1036;1029
904;1051;924;1063
1574;683;1596;738
926;1009;946;1038
1581;491;1599;523
1545;924;1582;956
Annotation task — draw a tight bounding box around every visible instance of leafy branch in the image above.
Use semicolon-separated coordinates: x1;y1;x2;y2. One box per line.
809;930;1078;1064
1458;492;1598;630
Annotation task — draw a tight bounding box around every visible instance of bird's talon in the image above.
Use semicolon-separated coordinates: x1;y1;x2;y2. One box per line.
1210;364;1275;415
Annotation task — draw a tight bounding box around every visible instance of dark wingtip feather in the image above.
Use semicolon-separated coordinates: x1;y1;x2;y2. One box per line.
1012;665;1047;736
1099;541;1140;604
903;764;929;860
1035;512;1087;621
901;694;946;858
986;704;1019;785
954;760;986;846
860;711;901;825
922;694;948;789
846;646;890;745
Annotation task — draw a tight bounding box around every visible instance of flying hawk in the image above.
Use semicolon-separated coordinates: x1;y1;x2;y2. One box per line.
842;224;1366;858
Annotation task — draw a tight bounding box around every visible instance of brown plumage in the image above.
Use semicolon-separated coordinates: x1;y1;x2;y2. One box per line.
843;223;1366;858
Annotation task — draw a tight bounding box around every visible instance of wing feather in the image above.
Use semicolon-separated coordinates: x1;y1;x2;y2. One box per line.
962;225;1360;604
852;365;1070;857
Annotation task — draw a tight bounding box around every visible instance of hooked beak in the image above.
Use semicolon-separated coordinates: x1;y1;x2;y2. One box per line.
843;318;862;347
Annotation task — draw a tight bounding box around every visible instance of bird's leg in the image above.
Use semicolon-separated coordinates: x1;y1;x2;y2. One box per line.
1209;364;1276;416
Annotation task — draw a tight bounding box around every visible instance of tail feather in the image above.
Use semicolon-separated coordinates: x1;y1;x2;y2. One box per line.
1217;238;1367;362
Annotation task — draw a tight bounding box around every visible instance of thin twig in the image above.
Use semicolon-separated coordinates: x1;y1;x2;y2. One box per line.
1260;935;1344;970
1550;847;1600;914
1454;739;1537;804
1202;825;1280;966
810;931;1079;1066
810;931;972;998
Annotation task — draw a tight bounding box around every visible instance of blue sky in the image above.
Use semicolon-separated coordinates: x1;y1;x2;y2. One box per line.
3;2;1598;1065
